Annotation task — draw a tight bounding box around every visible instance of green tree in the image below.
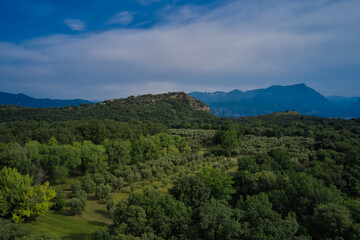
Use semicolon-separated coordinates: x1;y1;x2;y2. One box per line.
104;139;131;169
213;129;239;156
70;198;85;215
170;175;211;207
81;141;107;173
82;175;96;194
194;198;240;240
95;184;111;200
236;193;299;240
112;201;147;237
71;181;82;196
197;168;235;202
12;182;56;222
52;187;66;210
0;167;32;218
0;167;54;222
310;203;352;239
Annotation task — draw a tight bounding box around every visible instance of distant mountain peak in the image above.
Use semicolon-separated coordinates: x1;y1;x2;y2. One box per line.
189;83;358;118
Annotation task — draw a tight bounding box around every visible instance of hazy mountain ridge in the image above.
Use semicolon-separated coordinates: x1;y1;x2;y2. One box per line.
190;84;359;118
0;92;92;108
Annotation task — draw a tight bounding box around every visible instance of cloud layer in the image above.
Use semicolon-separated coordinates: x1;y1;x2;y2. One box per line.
1;0;360;99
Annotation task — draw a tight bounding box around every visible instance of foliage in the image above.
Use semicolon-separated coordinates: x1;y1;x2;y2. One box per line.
70;198;85;215
95;184;111;200
0;218;27;240
111;189;191;239
82;175;96;194
52;187;66;210
193;199;240;240
12;182;56;222
169;175;211;207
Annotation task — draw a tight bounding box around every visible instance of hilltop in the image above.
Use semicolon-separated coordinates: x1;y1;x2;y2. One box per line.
0;92;216;128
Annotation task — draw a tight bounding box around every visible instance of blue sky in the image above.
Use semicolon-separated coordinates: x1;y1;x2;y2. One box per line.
0;0;359;100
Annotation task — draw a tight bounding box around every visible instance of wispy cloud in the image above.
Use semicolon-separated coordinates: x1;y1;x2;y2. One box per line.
64;19;85;31
136;0;161;6
1;0;360;99
108;11;134;25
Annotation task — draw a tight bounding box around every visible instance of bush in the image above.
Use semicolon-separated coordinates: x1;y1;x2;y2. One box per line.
82;175;96;193
95;184;111;200
0;219;27;240
75;190;87;207
111;177;124;191
93;173;106;185
71;182;82;195
70;198;85;215
52;187;67;210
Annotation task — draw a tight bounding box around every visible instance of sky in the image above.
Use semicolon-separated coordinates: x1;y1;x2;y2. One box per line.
0;0;359;100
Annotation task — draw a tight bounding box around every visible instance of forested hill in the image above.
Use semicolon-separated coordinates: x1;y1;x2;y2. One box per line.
0;92;92;108
189;84;359;118
0;92;218;128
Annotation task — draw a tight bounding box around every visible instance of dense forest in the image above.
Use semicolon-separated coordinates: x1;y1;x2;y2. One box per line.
1;92;360;240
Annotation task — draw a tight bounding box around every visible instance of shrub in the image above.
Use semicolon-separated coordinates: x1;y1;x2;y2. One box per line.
70;198;85;215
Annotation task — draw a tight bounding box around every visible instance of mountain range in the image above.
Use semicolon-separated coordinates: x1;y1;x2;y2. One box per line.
1;84;359;119
189;84;360;118
0;92;92;108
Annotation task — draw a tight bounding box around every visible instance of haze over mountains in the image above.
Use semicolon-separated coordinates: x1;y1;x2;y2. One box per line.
189;84;360;119
1;84;359;119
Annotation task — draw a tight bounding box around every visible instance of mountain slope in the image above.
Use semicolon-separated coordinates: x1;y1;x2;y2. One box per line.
0;92;92;108
190;84;347;118
0;92;217;127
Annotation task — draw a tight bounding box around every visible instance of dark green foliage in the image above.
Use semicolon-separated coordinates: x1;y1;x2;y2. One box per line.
95;184;111;200
194;199;240;240
0;219;27;240
93;173;106;185
268;148;292;171
212;129;239;156
75;190;87;207
82;175;96;193
310;203;352;240
236;193;299;240
70;198;85;215
104;139;131;169
111;177;124;191
170;175;211;207
111;190;191;239
52;187;66;210
71;182;82;196
197;168;235;202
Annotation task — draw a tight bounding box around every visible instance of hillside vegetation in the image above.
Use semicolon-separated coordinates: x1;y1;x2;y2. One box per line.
0;92;218;128
1;92;360;240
